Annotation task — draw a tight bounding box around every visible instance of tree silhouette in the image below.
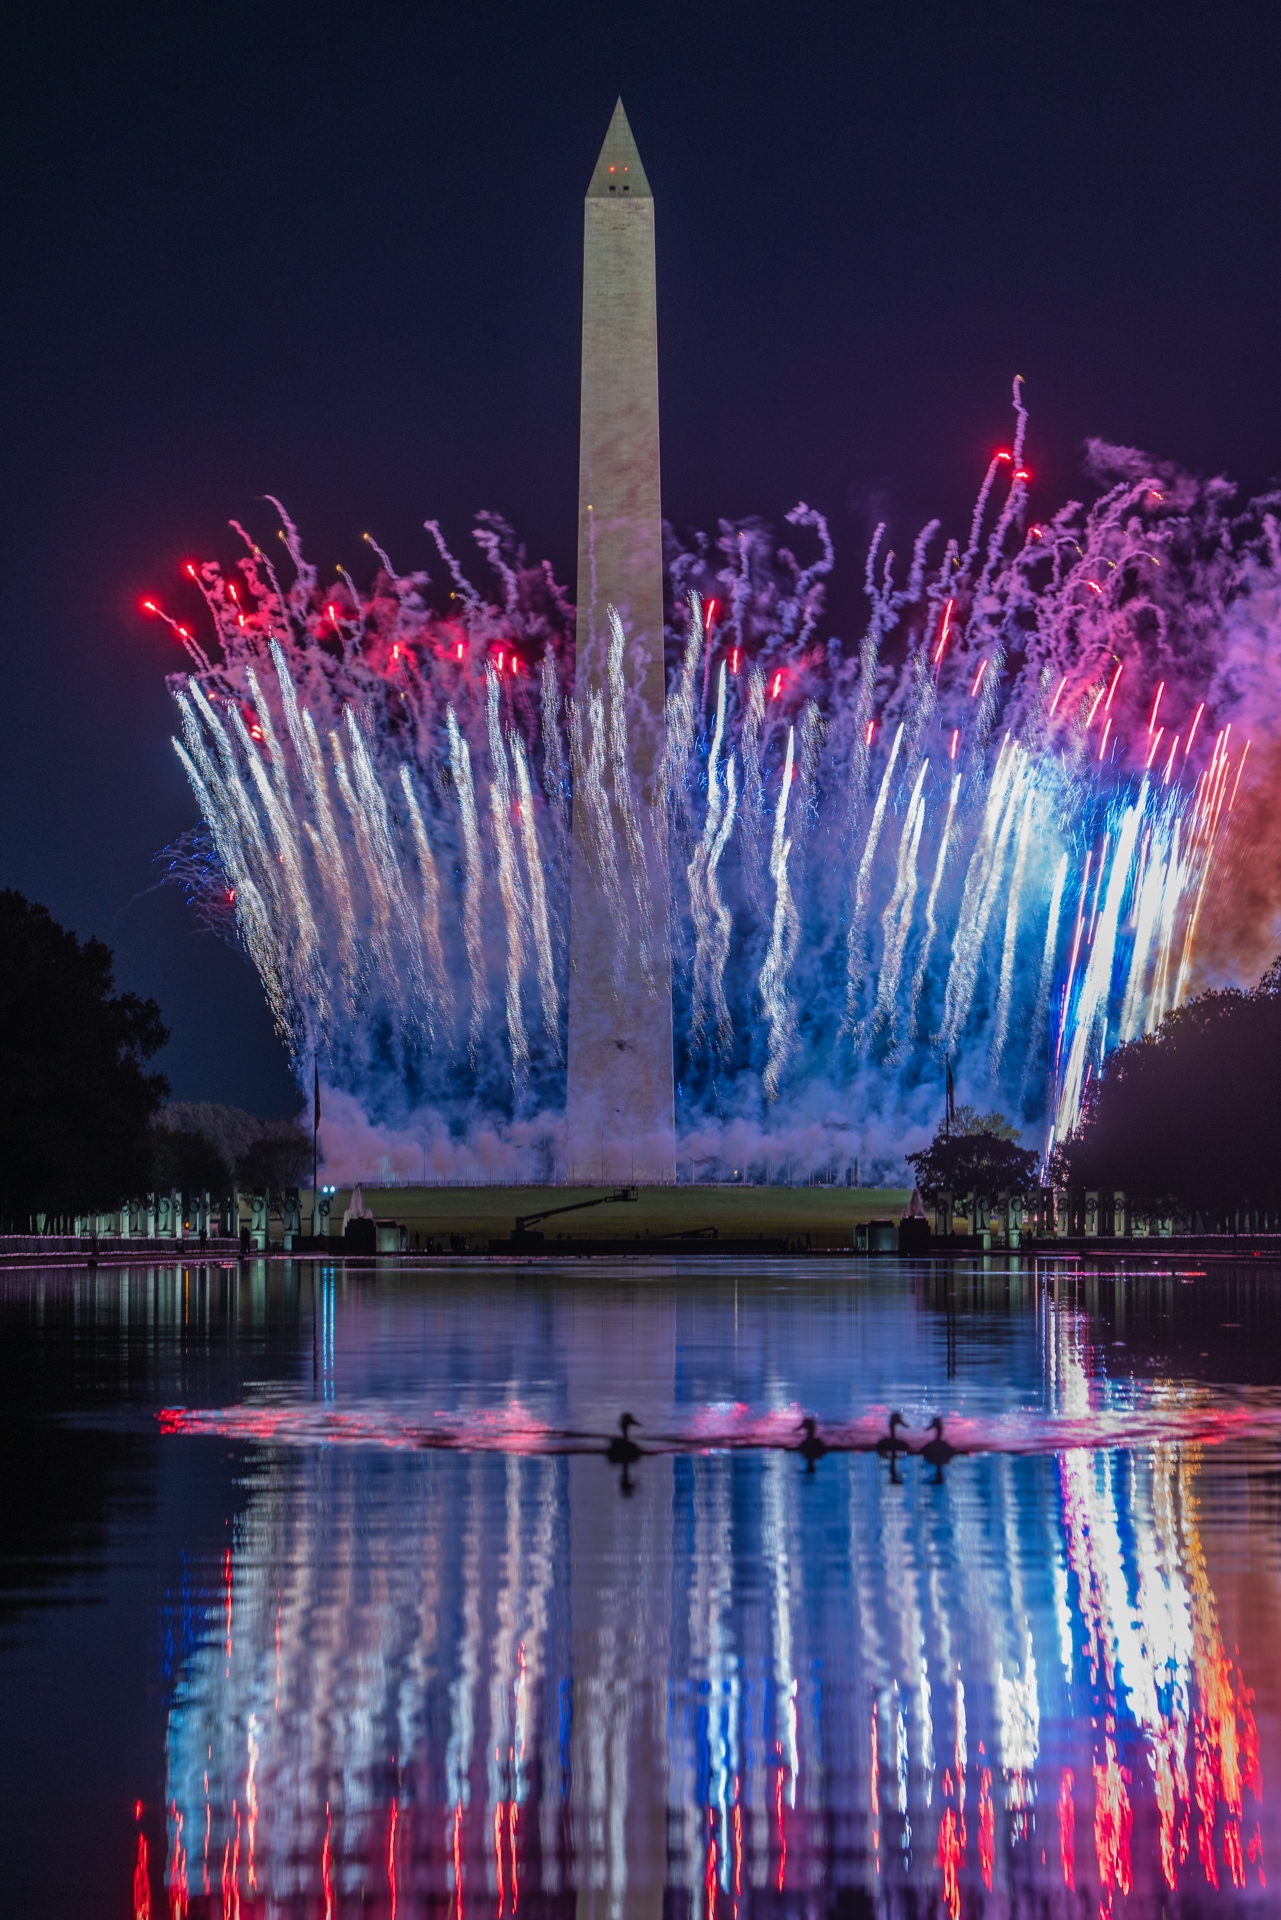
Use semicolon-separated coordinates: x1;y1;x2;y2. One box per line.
237;1121;311;1206
150;1125;233;1200
907;1123;1041;1225
0;892;168;1224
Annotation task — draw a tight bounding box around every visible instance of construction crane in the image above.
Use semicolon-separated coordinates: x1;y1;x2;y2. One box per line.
510;1186;638;1244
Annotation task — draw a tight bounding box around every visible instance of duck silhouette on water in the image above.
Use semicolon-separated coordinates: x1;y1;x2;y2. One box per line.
921;1414;963;1482
875;1410;907;1482
606;1412;643;1466
795;1416;829;1471
605;1413;644;1494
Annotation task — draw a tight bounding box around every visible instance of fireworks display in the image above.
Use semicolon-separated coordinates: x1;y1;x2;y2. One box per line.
147;383;1277;1175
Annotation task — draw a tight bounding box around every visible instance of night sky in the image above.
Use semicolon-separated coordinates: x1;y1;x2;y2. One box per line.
3;0;1278;1116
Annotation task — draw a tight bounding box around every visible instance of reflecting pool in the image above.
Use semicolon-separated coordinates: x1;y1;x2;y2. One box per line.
1;1256;1279;1916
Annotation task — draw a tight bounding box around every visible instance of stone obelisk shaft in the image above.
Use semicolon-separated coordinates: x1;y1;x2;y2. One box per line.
565;101;676;1184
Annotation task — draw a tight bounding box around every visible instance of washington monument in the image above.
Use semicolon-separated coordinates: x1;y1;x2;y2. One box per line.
565;102;677;1183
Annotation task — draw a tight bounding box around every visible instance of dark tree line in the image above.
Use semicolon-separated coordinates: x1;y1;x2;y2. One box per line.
0;891;310;1228
1054;957;1281;1227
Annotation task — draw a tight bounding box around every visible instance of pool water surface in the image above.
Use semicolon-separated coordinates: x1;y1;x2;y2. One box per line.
0;1255;1277;1917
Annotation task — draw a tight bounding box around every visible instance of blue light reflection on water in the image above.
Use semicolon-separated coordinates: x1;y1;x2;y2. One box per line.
1;1257;1279;1916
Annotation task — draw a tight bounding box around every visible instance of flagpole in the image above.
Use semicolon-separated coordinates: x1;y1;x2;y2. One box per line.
312;1057;321;1242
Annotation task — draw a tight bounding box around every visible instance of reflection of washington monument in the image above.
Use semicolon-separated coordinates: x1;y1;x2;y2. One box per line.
565;104;676;1186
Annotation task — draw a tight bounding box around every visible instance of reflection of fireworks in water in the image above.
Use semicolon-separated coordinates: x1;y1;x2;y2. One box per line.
146;386;1277;1168
158;1297;1270;1911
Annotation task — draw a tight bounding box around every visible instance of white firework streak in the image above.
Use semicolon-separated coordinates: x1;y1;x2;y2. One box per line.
789;699;826;888
233;681;327;1033
347;711;427;1015
272;649;360;1019
1020;850;1069;1096
606;606;654;979
447;706;489;1062
397;765;453;1037
664;592;704;828
244;664;296;821
1174;743;1234;1007
568;689;627;991
909;771;961;1041
688;663;738;1056
510;731;560;1050
180;687;295;979
328;723;401;1001
738;665;767;916
874;758;930;1046
939;738;1023;1049
988;790;1036;1076
184;683;282;915
1054;792;1144;1140
844;721;905;1029
688;661;727;1048
707;758;738;1057
760;726;799;1099
539;651;571;855
485;668;530;1081
1119;825;1170;1043
171;732;290;1037
1147;819;1186;1032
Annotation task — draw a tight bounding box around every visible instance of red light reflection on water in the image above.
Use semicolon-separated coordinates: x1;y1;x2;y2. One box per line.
1093;1734;1133;1907
1059;1768;1075;1889
322;1804;333;1920
936;1768;964;1920
167;1801;187;1919
453;1801;463;1917
869;1701;880;1872
133;1828;150;1920
775;1761;786;1890
977;1767;994;1891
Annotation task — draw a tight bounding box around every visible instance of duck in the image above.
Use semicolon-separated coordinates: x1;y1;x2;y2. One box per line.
605;1413;643;1467
875;1411;906;1457
795;1416;829;1470
921;1415;959;1468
